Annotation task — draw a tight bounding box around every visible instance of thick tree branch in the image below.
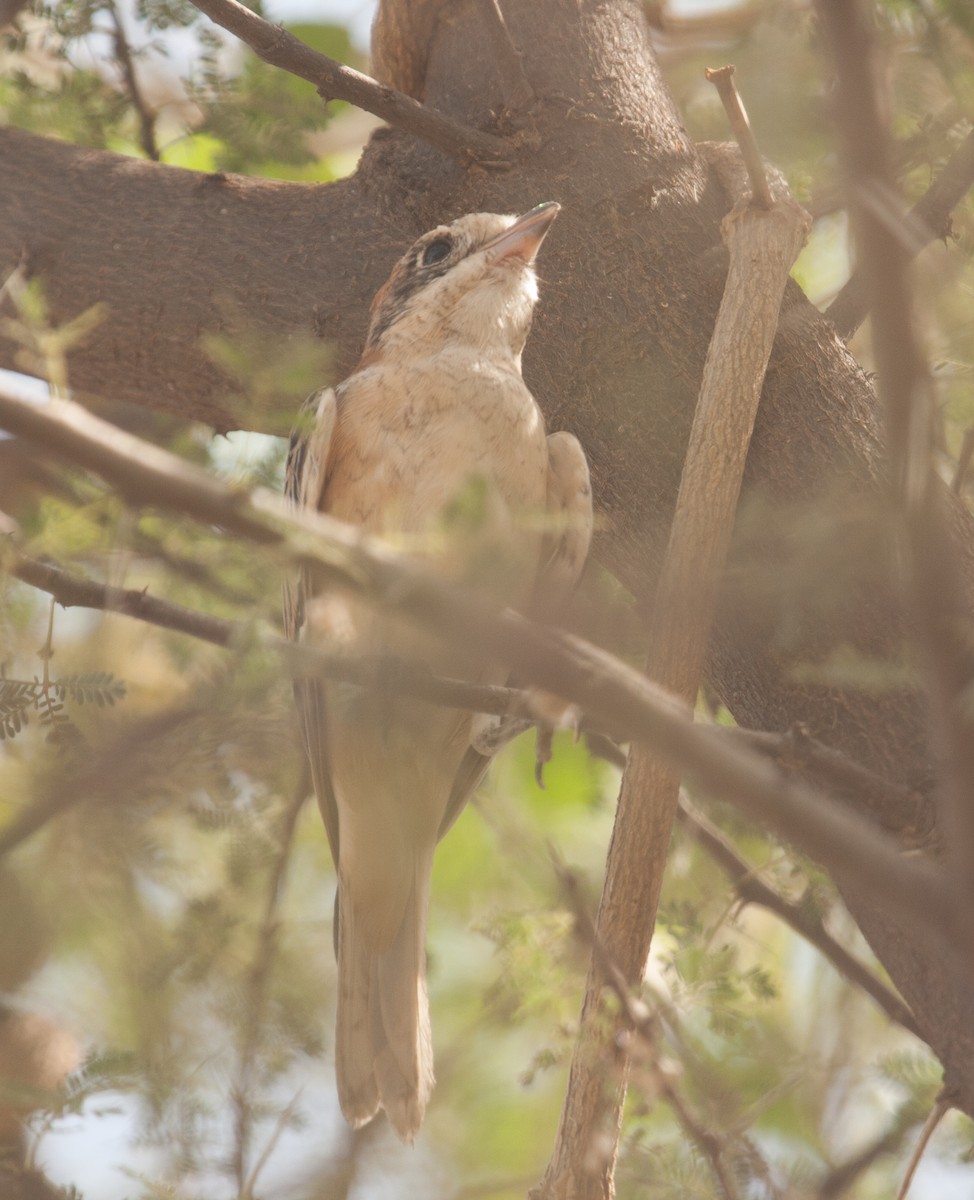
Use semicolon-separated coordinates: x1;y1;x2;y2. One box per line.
0;380;960;963
188;0;513;166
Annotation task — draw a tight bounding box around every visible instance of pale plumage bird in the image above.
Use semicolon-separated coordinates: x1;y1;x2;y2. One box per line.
283;202;592;1140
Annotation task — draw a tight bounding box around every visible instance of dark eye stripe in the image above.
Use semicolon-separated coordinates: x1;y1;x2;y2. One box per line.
366;253;453;348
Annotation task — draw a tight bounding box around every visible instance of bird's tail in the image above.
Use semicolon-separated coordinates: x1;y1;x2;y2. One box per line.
334;857;434;1141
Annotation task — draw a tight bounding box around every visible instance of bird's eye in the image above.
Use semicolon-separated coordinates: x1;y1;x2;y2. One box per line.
421;238;452;267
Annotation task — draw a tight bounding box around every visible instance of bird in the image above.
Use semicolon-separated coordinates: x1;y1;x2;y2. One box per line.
283;202;592;1140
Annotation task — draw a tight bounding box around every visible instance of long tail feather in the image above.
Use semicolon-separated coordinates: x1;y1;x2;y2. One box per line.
335;856;435;1141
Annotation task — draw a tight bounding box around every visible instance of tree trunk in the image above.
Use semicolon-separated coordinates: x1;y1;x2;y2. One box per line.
2;0;973;1116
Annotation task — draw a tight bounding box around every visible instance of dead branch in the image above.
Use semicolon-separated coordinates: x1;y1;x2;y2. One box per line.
187;0;513;166
704;66;773;209
536;87;810;1198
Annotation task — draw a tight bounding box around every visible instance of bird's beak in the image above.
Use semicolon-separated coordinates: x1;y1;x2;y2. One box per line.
483;201;561;264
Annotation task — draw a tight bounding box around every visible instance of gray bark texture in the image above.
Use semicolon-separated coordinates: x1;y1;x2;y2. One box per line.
2;0;972;1119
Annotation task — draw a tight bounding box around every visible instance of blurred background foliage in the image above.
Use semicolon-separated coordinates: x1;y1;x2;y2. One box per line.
1;0;974;1197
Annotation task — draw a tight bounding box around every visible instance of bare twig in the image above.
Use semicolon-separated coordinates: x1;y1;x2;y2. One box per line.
818;1111;918;1199
537;85;809;1198
704;66;773;209
661;1083;743;1200
187;0;513;167
827;129;974;339
5;550;526;719
107;0;160;161
676;799;920;1035
816;0;974;934
0;381;961;962
241;1088;304;1200
475;0;535;113
894;1095;951;1200
234;776;307;1197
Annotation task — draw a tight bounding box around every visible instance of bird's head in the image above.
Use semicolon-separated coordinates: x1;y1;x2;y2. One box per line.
362;202;560;364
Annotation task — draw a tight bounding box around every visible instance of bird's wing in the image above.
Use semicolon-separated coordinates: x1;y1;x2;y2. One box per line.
533;431;593;620
438;432;593;840
283;386;340;861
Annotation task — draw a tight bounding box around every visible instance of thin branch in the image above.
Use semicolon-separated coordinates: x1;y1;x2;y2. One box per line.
187;0;513;167
816;0;974;938
827;129;974;339
661;1084;743;1200
241;1088;304;1200
107;0;160;161
11;550;923;832
0;381;963;964
475;0;535;113
580;732;921;1034
5;550;527;720
704;66;773;209
676;799;920;1035
894;1095;951;1200
818;1114;917;1199
234;776;308;1197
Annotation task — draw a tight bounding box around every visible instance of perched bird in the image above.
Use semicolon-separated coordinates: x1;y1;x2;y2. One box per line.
284;202;592;1140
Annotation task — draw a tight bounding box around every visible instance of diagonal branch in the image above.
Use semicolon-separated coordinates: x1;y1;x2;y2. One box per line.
826;128;974;340
0;380;963;963
188;0;513;166
10;550;924;831
676;799;920;1035
5;550;526;720
107;0;160;162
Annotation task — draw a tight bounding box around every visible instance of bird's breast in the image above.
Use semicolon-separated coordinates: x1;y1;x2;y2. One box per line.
324;354;548;568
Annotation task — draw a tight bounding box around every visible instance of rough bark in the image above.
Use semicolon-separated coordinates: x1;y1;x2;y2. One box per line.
2;0;974;1125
